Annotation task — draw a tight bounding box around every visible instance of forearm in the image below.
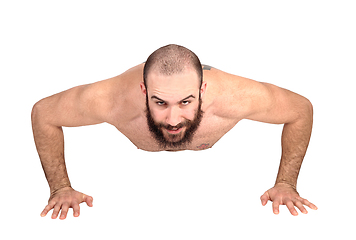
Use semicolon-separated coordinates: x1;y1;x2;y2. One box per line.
32;103;71;194
275;105;313;189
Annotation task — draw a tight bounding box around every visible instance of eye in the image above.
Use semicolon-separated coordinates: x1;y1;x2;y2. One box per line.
181;101;190;106
156;101;166;106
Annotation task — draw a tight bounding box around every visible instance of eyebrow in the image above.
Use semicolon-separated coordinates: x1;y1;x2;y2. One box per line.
151;94;195;103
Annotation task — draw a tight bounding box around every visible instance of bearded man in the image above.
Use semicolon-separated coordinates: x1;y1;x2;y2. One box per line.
32;44;317;220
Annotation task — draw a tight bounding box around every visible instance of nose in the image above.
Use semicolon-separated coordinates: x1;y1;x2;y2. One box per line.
166;106;182;127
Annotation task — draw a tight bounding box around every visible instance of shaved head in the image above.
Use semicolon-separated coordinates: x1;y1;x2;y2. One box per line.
143;44;203;88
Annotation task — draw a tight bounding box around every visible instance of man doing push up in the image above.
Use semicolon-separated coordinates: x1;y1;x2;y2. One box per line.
32;44;317;220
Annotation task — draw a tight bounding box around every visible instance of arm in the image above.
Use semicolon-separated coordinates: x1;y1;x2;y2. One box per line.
243;82;317;215
213;68;318;215
275;103;313;189
31;81;114;219
246;82;313;188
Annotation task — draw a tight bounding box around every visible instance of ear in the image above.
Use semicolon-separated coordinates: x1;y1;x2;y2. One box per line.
200;82;207;97
140;82;147;95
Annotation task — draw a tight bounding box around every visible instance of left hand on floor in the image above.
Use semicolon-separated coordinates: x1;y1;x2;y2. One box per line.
260;183;318;216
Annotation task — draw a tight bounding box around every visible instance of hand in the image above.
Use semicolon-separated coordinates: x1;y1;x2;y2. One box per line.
41;187;93;220
260;183;317;216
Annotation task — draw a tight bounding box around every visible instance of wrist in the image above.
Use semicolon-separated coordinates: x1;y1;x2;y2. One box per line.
275;181;297;190
50;184;72;196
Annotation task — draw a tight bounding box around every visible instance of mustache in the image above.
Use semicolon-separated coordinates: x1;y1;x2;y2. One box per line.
156;120;191;130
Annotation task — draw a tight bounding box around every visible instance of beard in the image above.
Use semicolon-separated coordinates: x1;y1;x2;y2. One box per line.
145;95;204;149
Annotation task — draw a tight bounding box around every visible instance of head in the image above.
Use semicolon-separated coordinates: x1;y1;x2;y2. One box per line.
141;44;207;149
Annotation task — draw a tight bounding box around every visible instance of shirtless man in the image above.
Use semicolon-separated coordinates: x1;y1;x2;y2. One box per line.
32;44;317;220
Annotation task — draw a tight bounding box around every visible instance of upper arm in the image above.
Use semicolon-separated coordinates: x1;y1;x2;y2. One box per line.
33;80;115;127
244;82;312;124
213;70;312;124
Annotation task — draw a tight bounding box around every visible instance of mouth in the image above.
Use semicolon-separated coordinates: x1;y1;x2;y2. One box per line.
166;127;183;135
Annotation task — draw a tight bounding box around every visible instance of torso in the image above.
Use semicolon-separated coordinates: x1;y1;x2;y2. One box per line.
106;63;244;152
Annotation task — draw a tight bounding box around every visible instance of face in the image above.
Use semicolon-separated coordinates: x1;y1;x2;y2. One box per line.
141;69;207;149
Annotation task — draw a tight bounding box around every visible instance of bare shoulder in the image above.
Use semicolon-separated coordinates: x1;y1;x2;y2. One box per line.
203;66;273;120
82;63;145;125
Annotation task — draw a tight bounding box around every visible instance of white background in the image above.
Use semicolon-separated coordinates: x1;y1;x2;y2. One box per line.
1;0;355;239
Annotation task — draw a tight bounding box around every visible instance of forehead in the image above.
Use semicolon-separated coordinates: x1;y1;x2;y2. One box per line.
146;69;200;98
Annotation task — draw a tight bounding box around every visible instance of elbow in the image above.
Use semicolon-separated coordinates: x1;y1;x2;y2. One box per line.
296;97;313;123
31;98;60;132
289;97;313;124
31;98;48;125
31;100;42;126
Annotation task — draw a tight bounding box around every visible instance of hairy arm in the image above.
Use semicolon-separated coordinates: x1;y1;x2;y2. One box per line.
31;80;115;218
246;81;316;215
216;70;317;215
245;82;313;188
32;84;110;190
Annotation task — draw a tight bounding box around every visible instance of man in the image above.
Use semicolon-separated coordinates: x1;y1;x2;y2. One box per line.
32;44;317;220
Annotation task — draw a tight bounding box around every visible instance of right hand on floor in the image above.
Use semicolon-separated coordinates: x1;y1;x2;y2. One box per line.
41;187;93;220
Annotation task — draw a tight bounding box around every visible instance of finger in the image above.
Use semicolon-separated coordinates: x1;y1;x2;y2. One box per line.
260;192;269;206
293;200;308;214
41;202;55;217
51;203;62;219
73;203;80;217
286;201;298;216
272;201;280;215
84;195;94;207
298;197;318;210
59;203;70;220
